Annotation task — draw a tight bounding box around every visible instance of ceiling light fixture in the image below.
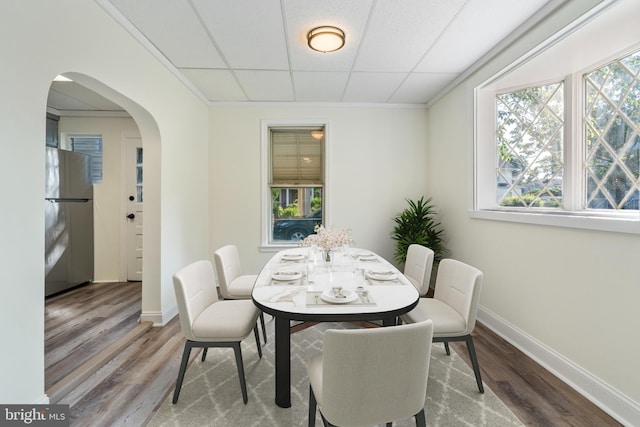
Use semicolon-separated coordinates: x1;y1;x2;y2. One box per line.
310;130;324;140
307;26;345;53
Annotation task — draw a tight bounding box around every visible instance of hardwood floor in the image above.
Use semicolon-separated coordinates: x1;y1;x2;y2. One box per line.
45;281;622;426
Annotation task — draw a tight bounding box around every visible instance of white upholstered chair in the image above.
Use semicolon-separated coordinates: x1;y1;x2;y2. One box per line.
404;244;435;296
214;244;267;343
172;260;262;404
401;258;484;393
307;321;434;427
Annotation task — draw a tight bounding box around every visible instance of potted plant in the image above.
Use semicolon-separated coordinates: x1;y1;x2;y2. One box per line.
391;196;446;266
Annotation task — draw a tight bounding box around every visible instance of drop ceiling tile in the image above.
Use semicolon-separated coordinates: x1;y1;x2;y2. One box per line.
415;0;550;73
389;72;456;104
343;72;408;103
353;0;466;72
292;71;349;102
191;0;289;70
180;69;247;102
284;0;373;72
64;0;559;106
234;70;294;101
109;0;225;68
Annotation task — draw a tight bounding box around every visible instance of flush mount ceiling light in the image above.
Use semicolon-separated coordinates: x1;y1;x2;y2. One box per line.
310;130;324;140
307;26;345;53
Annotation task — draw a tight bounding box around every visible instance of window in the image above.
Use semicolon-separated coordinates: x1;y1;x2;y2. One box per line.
134;147;143;203
584;52;640;210
497;83;564;208
474;0;640;234
262;122;327;247
71;136;103;184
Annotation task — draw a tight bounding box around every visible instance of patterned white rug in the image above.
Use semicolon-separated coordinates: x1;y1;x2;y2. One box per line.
148;321;523;427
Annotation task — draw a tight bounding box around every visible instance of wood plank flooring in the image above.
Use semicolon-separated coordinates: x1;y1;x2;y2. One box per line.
45;281;622;426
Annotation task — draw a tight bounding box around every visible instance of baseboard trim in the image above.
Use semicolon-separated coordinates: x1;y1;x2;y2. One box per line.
140;304;178;326
34;394;49;404
477;306;640;427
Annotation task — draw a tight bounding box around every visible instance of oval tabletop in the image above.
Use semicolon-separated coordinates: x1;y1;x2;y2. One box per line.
252;247;419;321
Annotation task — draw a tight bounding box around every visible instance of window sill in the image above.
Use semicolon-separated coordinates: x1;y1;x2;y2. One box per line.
470;209;640;235
259;243;302;253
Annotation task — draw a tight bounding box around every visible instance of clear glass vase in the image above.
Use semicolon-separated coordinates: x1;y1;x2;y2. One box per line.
322;249;333;269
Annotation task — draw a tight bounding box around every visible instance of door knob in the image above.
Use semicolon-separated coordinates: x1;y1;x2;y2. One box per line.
127;213;135;219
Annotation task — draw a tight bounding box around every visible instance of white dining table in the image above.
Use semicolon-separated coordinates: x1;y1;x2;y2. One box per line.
252;247;420;408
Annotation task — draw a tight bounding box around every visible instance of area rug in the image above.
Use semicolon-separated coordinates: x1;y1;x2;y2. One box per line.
148;321;523;427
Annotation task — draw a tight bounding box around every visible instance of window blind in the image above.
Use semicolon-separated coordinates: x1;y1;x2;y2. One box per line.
72;137;103;184
270;128;323;185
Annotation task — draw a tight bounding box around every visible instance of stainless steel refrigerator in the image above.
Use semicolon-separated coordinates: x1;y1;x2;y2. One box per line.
45;147;94;296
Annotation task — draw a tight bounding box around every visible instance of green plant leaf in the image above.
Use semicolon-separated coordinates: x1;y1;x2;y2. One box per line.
391;196;446;265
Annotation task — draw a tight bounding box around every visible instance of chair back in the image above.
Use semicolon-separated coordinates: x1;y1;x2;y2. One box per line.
404;244;435;296
321;321;434;426
173;260;220;341
433;259;483;335
213;245;243;299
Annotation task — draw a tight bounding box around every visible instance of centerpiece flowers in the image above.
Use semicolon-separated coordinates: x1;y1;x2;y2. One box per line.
301;224;353;264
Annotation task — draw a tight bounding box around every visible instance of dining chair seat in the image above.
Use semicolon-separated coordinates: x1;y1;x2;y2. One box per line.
224;274;258;299
192;299;260;341
402;298;466;335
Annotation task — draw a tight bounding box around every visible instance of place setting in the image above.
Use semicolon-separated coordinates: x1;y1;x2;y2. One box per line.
270;269;306;285
279;252;307;263
347;250;378;263
306;285;376;307
364;268;402;285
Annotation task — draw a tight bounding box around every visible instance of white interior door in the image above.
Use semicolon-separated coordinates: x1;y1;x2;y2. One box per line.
125;137;143;281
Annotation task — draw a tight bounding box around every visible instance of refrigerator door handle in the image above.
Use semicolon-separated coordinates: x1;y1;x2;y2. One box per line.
46;198;90;203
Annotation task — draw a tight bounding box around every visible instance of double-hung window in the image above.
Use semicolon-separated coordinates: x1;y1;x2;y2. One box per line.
262;122;327;247
474;0;640;234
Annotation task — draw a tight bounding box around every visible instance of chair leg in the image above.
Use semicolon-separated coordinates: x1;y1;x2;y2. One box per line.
232;342;249;403
308;385;317;427
465;335;484;393
254;324;263;358
414;408;426;427
172;341;193;404
319;413;333;427
444;341;451;355
259;311;267;344
201;347;208;361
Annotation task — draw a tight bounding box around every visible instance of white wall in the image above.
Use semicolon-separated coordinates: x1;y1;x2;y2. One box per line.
0;0;209;404
209;105;429;273
426;0;640;424
58;117;139;282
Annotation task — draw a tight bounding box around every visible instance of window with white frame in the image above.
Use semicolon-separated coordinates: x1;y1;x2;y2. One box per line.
71;135;103;184
584;53;640;210
262;123;326;246
474;0;640;233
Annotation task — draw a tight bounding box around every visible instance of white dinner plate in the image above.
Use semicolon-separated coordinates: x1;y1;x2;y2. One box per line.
281;253;306;261
320;288;358;304
272;271;303;281
366;269;398;281
358;254;377;261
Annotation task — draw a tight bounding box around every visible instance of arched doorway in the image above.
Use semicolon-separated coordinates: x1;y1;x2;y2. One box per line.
44;72;161;400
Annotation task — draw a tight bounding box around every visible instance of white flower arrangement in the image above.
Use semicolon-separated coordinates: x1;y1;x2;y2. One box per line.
301;224;353;251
